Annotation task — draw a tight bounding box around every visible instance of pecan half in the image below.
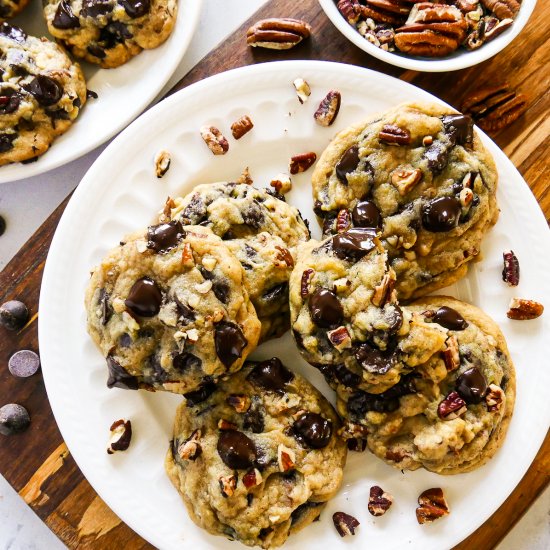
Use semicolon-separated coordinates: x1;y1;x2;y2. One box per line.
502;250;520;286
372;272;397;307
219;473;237;498
336;209;352;233
277;444;296;472
154;150;171;178
461;83;527;134
314;90;342;127
391;166;422;195
270;173;292;194
227;394;251;413
293;78;311;103
337;0;362;24
359;0;410;26
275;246;294;268
289;152;317;174
200;126;229;155
379;124;411;145
368;485;393;516
177;429;202;460
442;335;460;371
437;391;467;420
333;511;360;537
246;18;311;50
416;488;449;524
231;115;254;140
107;419;132;454
485;383;505;412
327;326;352;351
242;468;263;489
507;298;544;320
300;268;314;298
480;0;520;20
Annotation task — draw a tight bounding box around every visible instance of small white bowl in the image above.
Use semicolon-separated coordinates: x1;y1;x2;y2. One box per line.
318;0;537;72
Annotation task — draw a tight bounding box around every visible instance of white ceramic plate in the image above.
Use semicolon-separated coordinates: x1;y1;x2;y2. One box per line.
39;61;550;549
0;0;202;183
318;0;536;72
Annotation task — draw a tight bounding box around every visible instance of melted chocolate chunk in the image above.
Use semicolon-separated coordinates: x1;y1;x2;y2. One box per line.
352;200;381;229
148;354;168;382
106;356;139;390
182;193;207;224
214;321;248;368
347;390;399;416
118;0;150;17
184;381;217;406
98;288;113;325
247;358;294;392
103;21;133;43
262;282;288;304
172;352;202;373
332;228;376;261
291;501;324;525
0;23;26;42
0;90;21;114
24;76;63;107
0;133;17;153
385;306;404;333
173;296;196;324
147;220;184;253
424;142;449;173
292;412;332;449
333;363;361;387
308;288;343;329
124;277;162;317
242;203;264;229
432;306;468;330
81;0;114;17
217;430;257;469
422;197;461;232
442;114;473;146
53;0;81;29
87;45;106;59
119;333;132;347
243;398;265;433
355;344;397;374
335;145;360;183
456;367;487;404
198;267;230;304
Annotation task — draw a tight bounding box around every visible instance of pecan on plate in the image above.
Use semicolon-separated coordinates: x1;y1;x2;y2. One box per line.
289;152;317;174
359;0;410;26
231;115;254;140
502;250;520;286
461;83;527;134
416;488;449;524
314;90;341;127
480;0;520;20
200;126;229;155
246;18;311;50
507;298;544;320
395;3;468;57
368;485;393;516
333;511;360;536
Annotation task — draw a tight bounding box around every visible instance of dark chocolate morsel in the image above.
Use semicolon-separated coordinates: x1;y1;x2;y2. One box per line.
147;220;184;253
0;404;30;435
335;145;360;183
198;267;231;304
52;0;81;29
243;398;265;433
292;412;332;449
0;133;17;153
124;277;162;317
355;344;397;374
262;282;288;304
8;350;40;378
106;356;139;390
332;228;376;261
432;306;468;330
81;0;114;17
217;429;257;469
456;367;487;404
184;381;217;406
247;358;294;392
98;289;113;326
442;114;473;146
333;363;361;387
0;23;27;42
0;300;28;331
172;352;202;373
424;142;449;173
308;288;343;329
214;321;248;368
422;197;461;232
352;200;381;228
118;0;151;17
24;76;63;107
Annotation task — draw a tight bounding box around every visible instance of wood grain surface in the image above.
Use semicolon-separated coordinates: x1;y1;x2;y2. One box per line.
0;0;548;547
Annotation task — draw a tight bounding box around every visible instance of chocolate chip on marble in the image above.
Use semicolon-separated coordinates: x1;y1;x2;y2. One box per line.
422;197;461;232
247;358;294;392
147;220;184;253
217;429;257;469
0;404;30;435
335;145;360;183
432;306;468;330
456;367;487;404
214;321;248;367
8;350;40;378
53;0;81;29
0;300;29;331
292;412;332;449
24;76;63;107
106;355;139;390
332;227;376;261
308;288;343;329
125;277;162;317
118;0;151;18
352;200;381;228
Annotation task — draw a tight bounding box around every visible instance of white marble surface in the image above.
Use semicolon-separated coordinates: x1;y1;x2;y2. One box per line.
0;0;548;548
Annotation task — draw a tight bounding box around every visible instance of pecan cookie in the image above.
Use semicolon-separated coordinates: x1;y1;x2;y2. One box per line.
0;0;30;19
165;358;347;548
289;230;448;394
312;102;498;300
163;183;310;340
0;23;87;166
43;0;177;68
85;224;261;394
337;296;515;474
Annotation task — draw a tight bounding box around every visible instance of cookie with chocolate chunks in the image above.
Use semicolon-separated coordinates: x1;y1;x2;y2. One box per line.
85;224;261;394
165;359;346;548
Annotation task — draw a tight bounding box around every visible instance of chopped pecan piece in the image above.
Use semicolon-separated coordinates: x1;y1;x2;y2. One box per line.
502;250;520;286
300;268;314;298
336;209;352;233
237;166;253;185
154;150;171;178
289;151;317;174
161;196;176;222
480;0;520;20
391;166;422;195
327;326;352;351
337;0;362;24
277;444;296;472
200;126;229;155
507;298;544;320
246;18;311;50
270;173;292;194
437;391;467;420
461;83;527;134
293;78;311;103
275;246;294;268
379;124;411;145
181;243;194;267
372;272;396;307
227;394;251;413
442;335;460;371
218;419;238;431
107;419;132;454
333;511;360;537
368;485;393;516
219;473;237;498
242;468;263;488
416;488;449;524
231;115;254;140
485;383;505;412
314;90;342;127
177;429;202;460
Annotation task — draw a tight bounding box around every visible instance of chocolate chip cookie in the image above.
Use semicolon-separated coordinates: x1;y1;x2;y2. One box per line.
312;102;498;300
0;0;30;19
165;358;347;548
163;183;310;340
289;229;448;394
337;296;515;474
85;224;261;394
43;0;178;68
0;23;87;166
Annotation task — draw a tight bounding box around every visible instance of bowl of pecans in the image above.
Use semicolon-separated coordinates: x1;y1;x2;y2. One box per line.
319;0;536;72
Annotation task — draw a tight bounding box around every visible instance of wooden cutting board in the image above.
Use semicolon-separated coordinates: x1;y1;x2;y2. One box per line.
1;0;548;547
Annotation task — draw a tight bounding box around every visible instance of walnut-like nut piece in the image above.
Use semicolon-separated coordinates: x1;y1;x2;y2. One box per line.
181;243;195;267
226;394;251;413
442;335;460;371
289;151;317;174
327;326;352;351
237;166;253;185
300;268;314;298
437;391;467;420
337;0;361;24
154;150;171;178
200;125;229;155
275;246;294;268
246;18;311;50
107;419;132;454
219;473;237;498
416;488;449;524
336;209;352;233
372;272;396;307
270;173;292;194
333;511;360;537
480;0;520;20
507;298;544;320
242;468;263;489
178;429;202;460
391;166;422;195
485;383;505;412
314;90;342;127
379;124;411;145
231;115;254;140
459;187;474;208
218;419;238;431
502;250;520;286
293;78;311;104
368;485;393;516
277;444;296;472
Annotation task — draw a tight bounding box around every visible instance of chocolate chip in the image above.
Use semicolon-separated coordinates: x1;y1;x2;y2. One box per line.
243;398;265;433
332;227;376;261
308;288;343;329
87;45;106;59
0;404;30;435
181;193;207;224
0;90;22;114
347;390;399;416
442;114;473;146
106;356;139;390
173;297;196;324
119;333;132;347
118;0;150;17
432;306;468;330
124;277;162;317
332;363;362;387
198;267;230;304
98;289;113;326
81;0;113;17
0;23;26;42
86;89;98;99
424;142;449;173
147;220;184;253
184;381;217;406
8;350;40;378
172;352;202;373
456;367;487;404
262;282;288;304
247;358;294;392
217;429;257;469
24;76;63;107
0;300;28;331
355;343;397;374
242;203;264;229
292;412;332;449
214;321;248;368
352;200;381;228
291;501;323;525
422;197;461;232
335;145;360;183
0;215;5;236
0;133;17;153
53;0;81;29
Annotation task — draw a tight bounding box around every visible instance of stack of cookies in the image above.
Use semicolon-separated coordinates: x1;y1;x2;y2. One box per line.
85;102;515;548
